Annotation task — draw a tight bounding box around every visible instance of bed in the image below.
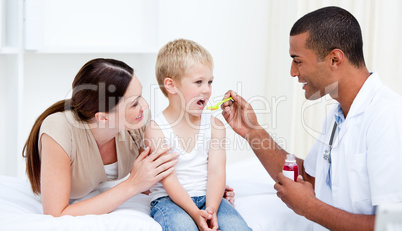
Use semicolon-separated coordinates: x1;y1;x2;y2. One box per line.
0;156;313;230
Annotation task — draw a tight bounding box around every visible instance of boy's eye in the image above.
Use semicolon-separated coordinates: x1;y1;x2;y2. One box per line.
195;80;202;84
208;80;213;84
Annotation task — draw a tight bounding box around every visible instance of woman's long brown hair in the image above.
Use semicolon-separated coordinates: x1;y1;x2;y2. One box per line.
22;58;134;194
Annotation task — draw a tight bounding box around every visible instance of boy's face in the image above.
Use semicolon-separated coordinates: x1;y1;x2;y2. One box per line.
175;62;213;115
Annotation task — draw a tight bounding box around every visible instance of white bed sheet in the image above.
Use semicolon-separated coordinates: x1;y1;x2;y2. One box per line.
226;156;313;231
0;156;313;231
0;174;161;231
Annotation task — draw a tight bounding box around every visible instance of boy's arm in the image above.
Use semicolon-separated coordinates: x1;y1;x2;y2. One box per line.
206;117;226;213
161;173;201;217
144;121;211;228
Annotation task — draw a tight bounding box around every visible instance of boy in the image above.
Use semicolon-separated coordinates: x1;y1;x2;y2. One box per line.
145;39;250;230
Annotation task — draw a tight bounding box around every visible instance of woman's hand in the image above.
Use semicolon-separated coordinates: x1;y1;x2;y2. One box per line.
127;146;178;193
221;90;261;139
223;185;235;206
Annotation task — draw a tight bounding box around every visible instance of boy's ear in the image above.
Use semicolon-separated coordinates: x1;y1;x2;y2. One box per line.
95;112;108;124
164;77;177;95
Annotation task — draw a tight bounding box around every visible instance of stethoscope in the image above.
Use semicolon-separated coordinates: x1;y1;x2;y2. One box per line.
324;122;338;188
323;122;338;163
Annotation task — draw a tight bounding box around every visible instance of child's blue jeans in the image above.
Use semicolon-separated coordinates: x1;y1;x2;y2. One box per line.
150;196;251;231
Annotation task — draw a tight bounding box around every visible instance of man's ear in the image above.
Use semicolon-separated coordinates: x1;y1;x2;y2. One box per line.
329;49;344;68
164;77;177;95
95;112;108;124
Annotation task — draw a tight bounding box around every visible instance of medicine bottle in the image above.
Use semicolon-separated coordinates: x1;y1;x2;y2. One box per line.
283;154;298;181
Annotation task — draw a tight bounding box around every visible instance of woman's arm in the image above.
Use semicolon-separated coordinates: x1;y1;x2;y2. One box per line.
205;117;227;228
40;133;176;217
41;134;72;216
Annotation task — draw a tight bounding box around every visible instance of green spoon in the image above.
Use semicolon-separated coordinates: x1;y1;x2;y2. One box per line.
206;97;233;110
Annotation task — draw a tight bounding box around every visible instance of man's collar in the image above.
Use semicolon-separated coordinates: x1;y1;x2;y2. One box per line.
340;72;381;120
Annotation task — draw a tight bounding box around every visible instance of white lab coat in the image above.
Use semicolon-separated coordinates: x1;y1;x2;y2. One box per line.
304;72;402;230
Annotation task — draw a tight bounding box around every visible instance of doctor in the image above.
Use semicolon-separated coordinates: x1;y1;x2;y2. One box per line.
221;6;402;231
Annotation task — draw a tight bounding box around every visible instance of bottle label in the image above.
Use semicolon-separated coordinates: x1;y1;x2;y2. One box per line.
283;170;294;181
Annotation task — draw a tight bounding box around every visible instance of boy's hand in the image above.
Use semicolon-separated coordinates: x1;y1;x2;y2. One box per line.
205;207;219;230
193;209;218;231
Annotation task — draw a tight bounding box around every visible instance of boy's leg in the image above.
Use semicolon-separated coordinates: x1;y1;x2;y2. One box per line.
150;196;198;231
215;199;252;231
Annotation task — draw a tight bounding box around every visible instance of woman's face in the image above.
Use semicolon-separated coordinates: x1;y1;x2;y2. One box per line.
109;75;149;131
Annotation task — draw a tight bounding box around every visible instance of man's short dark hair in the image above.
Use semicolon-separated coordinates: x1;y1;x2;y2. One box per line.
290;6;366;68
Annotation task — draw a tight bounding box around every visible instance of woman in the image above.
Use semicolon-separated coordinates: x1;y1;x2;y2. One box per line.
22;58;234;217
22;58;179;216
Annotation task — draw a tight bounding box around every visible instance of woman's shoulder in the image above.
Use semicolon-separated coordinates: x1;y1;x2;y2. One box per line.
39;111;78;158
40;110;87;146
42;110;65;122
41;111;72;131
42;110;78;126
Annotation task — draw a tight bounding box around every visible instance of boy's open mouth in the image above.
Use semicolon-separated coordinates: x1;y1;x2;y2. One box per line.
197;99;206;107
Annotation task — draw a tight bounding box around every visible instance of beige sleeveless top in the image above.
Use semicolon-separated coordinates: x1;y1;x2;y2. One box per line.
38;110;145;199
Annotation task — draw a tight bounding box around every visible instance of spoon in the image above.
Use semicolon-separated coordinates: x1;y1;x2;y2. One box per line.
206;97;233;110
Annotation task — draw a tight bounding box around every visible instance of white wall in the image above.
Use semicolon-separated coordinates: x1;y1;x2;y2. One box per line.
24;0;159;51
0;56;6;174
156;0;270;162
0;55;22;176
263;0;402;159
22;53;158;135
1;0;271;177
3;0;402;178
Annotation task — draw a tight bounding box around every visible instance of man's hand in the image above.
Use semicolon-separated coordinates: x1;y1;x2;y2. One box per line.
274;173;316;216
275;173;376;230
221;90;261;139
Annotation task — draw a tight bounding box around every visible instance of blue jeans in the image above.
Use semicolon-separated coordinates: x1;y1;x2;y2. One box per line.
150;196;251;231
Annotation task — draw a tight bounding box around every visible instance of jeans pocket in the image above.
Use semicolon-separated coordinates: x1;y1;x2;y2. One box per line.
150;198;162;208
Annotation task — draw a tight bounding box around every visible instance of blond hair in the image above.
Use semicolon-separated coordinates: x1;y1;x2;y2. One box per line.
155;39;214;97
